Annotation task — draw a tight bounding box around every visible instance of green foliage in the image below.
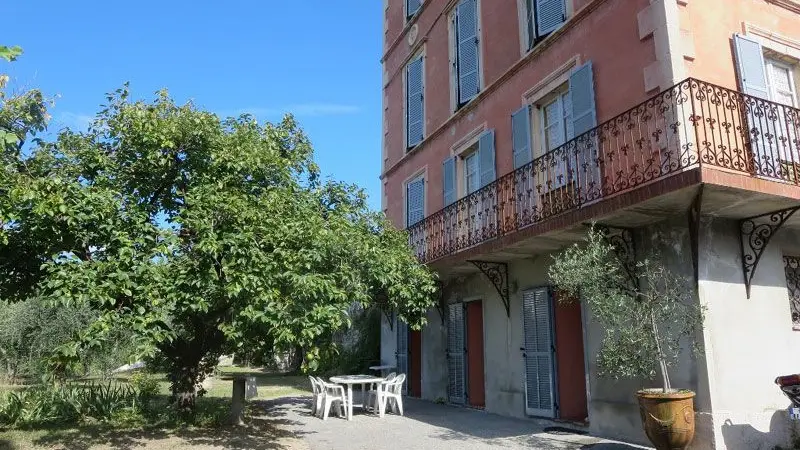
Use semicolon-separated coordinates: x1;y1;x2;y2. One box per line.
0;382;138;427
0;298;93;381
549;226;704;391
0;46;22;62
128;372;160;401
0;298;137;382
314;307;381;375
1;84;437;410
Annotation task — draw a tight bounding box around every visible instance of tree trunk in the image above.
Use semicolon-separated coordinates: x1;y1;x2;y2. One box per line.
650;310;671;392
290;345;304;373
171;364;202;412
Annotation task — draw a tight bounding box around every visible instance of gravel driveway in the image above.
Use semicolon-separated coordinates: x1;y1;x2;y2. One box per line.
262;396;652;450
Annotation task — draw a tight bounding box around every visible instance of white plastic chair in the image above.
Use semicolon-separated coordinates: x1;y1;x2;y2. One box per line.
308;376;324;417
367;372;397;412
377;373;406;418
320;380;347;420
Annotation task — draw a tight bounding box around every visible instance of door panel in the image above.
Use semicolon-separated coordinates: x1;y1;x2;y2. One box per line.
447;303;465;404
553;292;588;421
396;321;409;394
465;301;485;408
409;330;422;398
522;288;555;417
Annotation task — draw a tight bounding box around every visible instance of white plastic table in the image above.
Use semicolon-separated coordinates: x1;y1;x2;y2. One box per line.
329;374;385;420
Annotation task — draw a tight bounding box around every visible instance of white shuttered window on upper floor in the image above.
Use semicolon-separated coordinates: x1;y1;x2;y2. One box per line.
406;55;425;149
523;0;566;50
453;0;480;107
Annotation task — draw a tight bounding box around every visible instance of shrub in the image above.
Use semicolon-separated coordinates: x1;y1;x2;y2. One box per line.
549;225;705;392
0;382;140;427
128;372;161;400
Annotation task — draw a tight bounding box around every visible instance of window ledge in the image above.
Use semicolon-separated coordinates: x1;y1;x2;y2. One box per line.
766;0;800;14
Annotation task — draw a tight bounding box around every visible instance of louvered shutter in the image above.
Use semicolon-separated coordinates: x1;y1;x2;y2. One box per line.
447;303;465;404
407;0;422;18
734;34;769;100
406;56;424;148
443;156;457;206
396;321;409;393
456;0;480;105
733;34;772;170
569;62;597;137
512;106;533;169
406;177;425;227
536;0;565;36
522;288;555;417
478;130;496;188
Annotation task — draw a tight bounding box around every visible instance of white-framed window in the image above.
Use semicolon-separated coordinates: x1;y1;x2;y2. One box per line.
766;58;798;107
541;91;573;154
463;150;481;195
450;0;481;109
521;0;567;51
733;34;800;181
406;54;425;149
406;0;422;20
405;174;425;227
537;88;573;189
511;62;597;209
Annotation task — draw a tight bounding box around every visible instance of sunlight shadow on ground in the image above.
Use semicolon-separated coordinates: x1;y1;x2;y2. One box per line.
24;398;309;450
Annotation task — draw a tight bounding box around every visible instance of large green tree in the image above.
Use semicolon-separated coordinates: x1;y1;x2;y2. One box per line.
7;87;436;409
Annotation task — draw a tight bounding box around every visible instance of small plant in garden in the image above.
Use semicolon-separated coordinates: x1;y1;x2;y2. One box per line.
549;226;705;393
0;382;142;427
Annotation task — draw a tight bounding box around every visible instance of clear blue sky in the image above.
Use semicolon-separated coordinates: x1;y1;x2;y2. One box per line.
4;1;384;210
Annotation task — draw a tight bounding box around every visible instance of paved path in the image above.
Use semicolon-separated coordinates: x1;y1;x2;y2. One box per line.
262;396;652;450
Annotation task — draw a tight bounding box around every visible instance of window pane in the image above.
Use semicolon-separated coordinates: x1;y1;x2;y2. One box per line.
465;153;479;193
770;64;793;93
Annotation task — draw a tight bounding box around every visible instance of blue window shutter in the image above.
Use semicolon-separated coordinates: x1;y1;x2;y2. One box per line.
406;178;425;227
536;0;565;36
407;0;422;18
479;130;496;188
733;34;769;100
512;106;533;169
443;157;457;206
456;0;480;105
406;56;425;148
569;61;597;137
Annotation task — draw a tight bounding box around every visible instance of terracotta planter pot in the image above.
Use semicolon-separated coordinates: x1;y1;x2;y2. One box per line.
637;389;696;450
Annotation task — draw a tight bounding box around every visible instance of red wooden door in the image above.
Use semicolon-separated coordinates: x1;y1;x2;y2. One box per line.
465;301;485;408
408;330;422;397
553;294;588;421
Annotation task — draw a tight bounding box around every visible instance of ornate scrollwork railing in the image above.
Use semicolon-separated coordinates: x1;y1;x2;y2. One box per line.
408;78;800;263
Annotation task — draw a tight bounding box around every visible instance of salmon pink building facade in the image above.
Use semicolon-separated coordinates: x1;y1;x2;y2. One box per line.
379;0;800;448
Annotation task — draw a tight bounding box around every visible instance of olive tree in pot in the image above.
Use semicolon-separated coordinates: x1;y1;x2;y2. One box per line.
549;226;705;450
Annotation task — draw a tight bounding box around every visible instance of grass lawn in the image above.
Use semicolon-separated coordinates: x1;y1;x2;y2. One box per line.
0;367;312;450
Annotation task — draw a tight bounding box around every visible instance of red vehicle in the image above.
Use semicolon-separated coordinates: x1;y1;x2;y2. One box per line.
775;374;800;419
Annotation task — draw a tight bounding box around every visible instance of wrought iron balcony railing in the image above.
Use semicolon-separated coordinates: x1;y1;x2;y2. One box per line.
408;78;800;263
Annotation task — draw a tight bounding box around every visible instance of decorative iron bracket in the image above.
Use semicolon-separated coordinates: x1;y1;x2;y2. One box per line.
740;205;800;298
468;261;510;317
595;225;640;291
688;185;704;285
